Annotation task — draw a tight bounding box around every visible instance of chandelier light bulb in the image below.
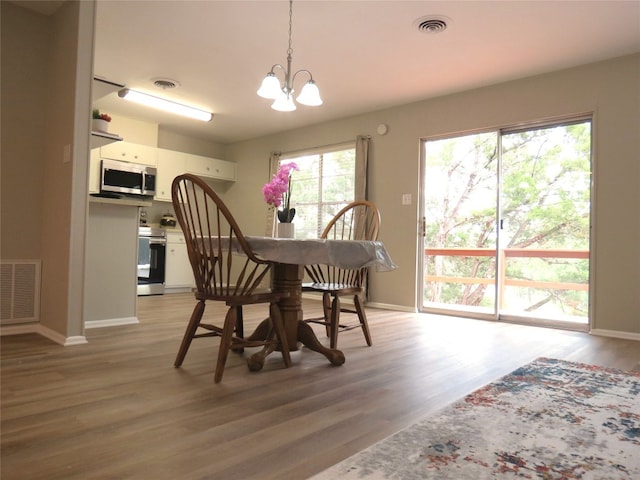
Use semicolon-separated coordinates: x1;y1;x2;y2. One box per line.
271;91;297;112
296;80;322;106
257;73;282;99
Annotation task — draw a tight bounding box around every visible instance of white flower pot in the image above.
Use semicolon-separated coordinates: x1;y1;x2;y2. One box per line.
277;222;295;238
92;119;109;133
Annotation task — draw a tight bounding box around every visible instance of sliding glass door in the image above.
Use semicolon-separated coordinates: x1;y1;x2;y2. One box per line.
420;118;592;328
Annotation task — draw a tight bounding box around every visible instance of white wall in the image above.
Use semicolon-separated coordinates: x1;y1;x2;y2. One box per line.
224;54;640;338
1;2;48;259
1;0;95;342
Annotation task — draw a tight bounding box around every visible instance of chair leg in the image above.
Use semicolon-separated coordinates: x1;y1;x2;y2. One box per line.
322;293;332;337
269;303;291;367
175;300;205;367
235;306;244;338
214;307;237;383
232;306;245;353
329;295;340;349
354;294;372;346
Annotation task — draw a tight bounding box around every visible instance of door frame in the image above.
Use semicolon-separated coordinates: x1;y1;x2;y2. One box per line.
417;114;595;333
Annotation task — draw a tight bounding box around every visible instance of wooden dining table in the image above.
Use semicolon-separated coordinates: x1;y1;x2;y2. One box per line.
241;236;397;369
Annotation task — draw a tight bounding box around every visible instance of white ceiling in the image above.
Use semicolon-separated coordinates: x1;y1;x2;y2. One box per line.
20;1;640;144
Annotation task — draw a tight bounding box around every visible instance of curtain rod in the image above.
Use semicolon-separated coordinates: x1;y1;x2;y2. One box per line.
273;135;371;157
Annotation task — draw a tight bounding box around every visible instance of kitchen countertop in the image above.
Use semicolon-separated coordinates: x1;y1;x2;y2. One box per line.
89;196;152;207
140;223;181;233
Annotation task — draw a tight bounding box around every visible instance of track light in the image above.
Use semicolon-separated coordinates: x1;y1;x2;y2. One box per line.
118;88;213;122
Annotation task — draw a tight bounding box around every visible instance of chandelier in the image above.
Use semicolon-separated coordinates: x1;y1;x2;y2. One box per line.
257;0;323;111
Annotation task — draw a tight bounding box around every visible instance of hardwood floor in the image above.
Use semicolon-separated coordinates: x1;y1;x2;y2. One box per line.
2;293;638;480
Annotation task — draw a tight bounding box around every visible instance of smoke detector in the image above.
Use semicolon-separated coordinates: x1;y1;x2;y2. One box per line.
415;16;450;34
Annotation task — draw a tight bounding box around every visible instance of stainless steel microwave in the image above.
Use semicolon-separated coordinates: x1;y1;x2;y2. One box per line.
101;159;157;197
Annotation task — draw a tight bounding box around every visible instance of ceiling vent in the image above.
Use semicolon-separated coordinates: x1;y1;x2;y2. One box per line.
152;78;180;89
415;16;449;34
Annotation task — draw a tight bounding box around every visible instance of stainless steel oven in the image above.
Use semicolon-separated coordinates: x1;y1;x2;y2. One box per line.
137;227;166;295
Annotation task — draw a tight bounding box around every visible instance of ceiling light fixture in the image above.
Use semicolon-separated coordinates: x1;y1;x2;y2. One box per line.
118;88;213;122
257;0;322;111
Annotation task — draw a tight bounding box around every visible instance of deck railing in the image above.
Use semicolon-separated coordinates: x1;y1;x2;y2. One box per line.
424;248;589;309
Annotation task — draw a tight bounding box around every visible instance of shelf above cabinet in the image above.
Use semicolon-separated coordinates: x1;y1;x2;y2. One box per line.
91;131;123;149
93;76;125;102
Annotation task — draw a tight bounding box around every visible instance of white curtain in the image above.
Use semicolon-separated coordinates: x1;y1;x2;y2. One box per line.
265;152;281;236
355;135;370;200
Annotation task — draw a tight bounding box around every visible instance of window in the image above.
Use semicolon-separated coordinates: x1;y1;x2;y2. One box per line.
274;144;356;238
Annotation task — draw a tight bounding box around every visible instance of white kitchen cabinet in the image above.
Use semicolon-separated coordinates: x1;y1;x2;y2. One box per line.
100;141;158;166
185;153;236;181
155;149;187;202
89;148;101;194
165;232;194;292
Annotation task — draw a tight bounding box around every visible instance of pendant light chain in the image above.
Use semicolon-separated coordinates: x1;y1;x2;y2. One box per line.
287;0;293;56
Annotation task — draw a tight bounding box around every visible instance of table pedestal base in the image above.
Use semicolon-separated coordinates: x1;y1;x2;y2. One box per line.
246;263;345;370
246;319;345;370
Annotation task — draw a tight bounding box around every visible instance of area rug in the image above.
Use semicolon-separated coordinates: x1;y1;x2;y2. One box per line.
311;357;640;479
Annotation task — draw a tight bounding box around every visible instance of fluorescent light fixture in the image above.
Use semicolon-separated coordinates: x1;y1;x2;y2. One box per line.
118;88;213;122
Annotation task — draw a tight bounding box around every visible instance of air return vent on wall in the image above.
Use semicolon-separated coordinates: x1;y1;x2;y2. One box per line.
1;260;41;325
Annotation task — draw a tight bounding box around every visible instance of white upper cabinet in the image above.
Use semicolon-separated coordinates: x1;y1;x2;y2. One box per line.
185;154;236;181
155;149;187;202
100;141;158;166
89;148;101;194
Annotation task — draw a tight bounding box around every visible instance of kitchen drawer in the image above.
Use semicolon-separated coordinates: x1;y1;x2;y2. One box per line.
166;232;186;244
101;141;158;166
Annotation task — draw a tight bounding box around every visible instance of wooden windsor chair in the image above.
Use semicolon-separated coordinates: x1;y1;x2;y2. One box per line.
302;200;381;349
171;173;291;383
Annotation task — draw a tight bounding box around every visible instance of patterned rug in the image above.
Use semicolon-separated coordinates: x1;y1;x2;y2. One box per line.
311;357;640;479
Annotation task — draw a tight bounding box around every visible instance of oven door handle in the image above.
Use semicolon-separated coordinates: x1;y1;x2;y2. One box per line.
148;238;167;245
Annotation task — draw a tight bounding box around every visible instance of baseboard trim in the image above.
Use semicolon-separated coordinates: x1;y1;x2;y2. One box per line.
0;323;87;346
301;293;415;314
85;317;139;329
590;329;640;341
367;302;416;313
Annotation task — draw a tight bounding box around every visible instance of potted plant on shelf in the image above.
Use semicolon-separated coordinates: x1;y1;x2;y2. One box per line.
92;109;112;133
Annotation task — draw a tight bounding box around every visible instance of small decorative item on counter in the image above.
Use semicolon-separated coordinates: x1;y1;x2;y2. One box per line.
92;109;112;133
160;212;177;227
